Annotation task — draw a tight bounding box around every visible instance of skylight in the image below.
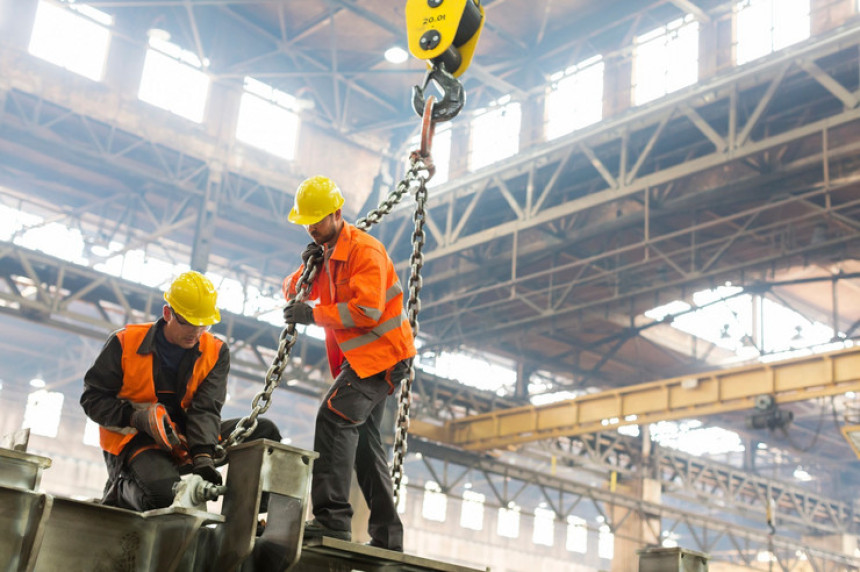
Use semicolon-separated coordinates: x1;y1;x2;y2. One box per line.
736;0;810;65
545;55;604;140
633;15;699;106
139;36;210;123
28;0;113;82
469;96;521;171
236;77;301;161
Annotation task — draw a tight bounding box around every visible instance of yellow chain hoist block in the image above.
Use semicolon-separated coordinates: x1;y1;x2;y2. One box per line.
405;0;485;78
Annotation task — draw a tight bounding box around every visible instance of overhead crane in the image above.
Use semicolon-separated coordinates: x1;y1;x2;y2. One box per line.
410;345;860;453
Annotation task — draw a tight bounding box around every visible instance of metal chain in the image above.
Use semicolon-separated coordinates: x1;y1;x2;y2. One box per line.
221;153;432;465
355;154;431;506
391;169;428;506
219;255;323;456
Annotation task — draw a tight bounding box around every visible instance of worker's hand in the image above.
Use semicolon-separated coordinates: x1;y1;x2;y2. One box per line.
301;242;324;266
283;301;315;325
192;453;222;486
130;403;181;451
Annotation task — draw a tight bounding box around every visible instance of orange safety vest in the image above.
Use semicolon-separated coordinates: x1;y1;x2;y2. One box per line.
99;323;223;455
283;223;416;379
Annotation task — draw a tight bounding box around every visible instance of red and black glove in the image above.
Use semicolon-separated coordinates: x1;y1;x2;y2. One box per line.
192;453;222;486
130;403;181;452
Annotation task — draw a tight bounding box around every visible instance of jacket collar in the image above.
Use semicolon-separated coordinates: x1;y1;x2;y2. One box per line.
137;320;161;355
329;221;355;262
137;318;202;357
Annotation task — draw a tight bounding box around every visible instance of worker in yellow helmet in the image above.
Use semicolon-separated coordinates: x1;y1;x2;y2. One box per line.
283;175;416;552
81;271;280;510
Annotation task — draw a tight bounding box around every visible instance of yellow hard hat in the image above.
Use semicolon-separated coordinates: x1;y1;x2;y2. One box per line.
288;175;345;225
163;271;221;326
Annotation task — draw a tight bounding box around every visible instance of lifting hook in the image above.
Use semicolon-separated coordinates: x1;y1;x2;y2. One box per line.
412;64;465;124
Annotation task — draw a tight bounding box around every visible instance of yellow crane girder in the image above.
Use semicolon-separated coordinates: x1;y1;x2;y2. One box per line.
410;346;860;451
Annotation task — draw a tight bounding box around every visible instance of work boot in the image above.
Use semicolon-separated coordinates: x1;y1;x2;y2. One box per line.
303;519;351;542
365;539;403;552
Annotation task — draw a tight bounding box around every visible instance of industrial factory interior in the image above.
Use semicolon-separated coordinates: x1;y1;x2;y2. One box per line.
1;0;860;570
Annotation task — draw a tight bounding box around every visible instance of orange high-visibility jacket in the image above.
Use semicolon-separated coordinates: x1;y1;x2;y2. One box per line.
99;323;223;455
283;222;416;379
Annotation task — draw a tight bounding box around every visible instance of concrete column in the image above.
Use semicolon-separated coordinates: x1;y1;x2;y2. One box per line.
0;0;39;51
603;53;631;120
609;476;662;572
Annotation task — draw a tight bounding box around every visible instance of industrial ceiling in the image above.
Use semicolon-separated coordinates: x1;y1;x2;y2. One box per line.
0;0;859;566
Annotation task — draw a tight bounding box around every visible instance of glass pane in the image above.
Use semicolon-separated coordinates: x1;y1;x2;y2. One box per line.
469;100;521;171
236;88;300;160
23;390;64;438
545;58;604;140
28;1;112;81
139;42;210;123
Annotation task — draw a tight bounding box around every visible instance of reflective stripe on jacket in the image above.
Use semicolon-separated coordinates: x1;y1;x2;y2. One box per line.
284;222;416;378
98;323;223;455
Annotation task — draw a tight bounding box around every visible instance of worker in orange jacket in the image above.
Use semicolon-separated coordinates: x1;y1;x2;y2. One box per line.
283;175;416;552
81;271;280;511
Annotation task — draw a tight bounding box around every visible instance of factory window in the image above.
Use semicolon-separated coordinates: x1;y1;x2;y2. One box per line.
497;502;520;538
469;96;521;171
22;390;64;438
82;418;100;447
598;523;614;559
139;35;210;123
632;15;699;106
545;55;604;140
566;515;588;553
28;0;113;82
736;0;809;65
407;122;453;187
459;489;485;530
532;506;555;546
236;77;301;161
422;481;447;522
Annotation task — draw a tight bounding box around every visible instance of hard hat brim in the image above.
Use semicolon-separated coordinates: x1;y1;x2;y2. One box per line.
184;307;221;326
288;207;329;226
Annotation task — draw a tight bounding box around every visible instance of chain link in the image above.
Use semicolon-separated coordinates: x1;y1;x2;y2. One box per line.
391;170;428;506
218;257;322;457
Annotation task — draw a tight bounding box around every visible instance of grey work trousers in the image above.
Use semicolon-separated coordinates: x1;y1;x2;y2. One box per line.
311;359;408;551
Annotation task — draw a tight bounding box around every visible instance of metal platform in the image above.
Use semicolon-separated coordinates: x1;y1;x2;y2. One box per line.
0;436;491;572
297;537;489;572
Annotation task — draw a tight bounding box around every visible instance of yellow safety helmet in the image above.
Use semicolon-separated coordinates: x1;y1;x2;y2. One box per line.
163;271;221;326
288;175;345;225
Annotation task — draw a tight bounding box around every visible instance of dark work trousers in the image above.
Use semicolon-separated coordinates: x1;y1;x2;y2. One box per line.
311;359;408;551
103;417;281;511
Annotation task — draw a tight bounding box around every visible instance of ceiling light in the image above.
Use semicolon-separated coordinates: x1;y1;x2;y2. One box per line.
384;46;409;64
29;378;46;389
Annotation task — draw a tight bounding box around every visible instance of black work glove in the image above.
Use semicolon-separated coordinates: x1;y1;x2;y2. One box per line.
130;403;181;451
283;301;315;324
301;242;324;265
192;453;222;486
